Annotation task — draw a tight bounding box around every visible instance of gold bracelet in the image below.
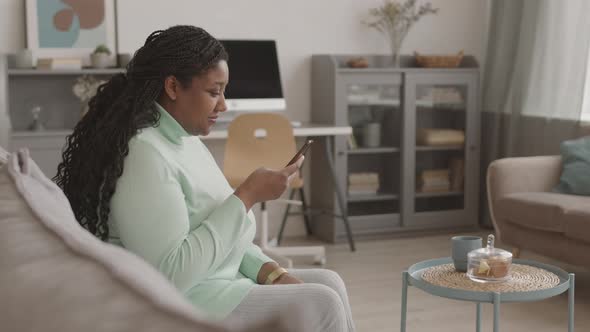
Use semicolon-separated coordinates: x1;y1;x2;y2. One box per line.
264;267;288;285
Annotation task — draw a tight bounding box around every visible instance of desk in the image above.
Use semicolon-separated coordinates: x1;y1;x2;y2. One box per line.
201;123;352;140
10;123;356;251
205;122;356;252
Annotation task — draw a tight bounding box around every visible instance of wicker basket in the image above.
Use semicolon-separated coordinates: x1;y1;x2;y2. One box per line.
414;51;464;68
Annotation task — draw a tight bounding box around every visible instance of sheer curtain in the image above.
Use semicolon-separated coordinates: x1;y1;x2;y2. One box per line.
581;48;590;122
480;0;590;226
0;56;11;148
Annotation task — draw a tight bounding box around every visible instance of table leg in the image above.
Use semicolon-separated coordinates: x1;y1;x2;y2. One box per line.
569;273;575;332
493;292;501;332
323;136;355;251
476;302;482;332
401;271;409;332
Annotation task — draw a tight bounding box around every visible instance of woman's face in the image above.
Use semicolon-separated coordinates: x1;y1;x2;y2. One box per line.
164;59;229;136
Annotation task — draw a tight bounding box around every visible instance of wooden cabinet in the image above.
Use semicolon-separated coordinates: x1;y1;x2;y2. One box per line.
310;55;480;242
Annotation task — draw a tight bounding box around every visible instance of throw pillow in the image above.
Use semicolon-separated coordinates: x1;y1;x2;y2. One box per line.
553;136;590;195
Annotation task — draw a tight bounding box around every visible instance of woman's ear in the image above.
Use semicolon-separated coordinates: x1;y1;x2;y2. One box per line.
163;76;178;101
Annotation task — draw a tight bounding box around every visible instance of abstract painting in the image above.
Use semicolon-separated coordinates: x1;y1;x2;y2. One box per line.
26;0;117;66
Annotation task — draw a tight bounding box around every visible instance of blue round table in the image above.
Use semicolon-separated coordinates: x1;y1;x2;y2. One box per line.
400;257;575;332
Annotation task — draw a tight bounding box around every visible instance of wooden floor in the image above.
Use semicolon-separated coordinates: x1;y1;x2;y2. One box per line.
285;232;590;332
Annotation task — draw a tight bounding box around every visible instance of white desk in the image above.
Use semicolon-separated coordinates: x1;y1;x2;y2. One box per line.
10;122;357;252
9;124;351;177
203;122;356;252
201;123;352;140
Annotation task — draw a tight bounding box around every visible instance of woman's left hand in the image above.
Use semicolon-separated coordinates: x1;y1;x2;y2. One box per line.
273;273;303;285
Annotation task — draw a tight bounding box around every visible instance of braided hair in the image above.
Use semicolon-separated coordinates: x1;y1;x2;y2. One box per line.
54;26;228;240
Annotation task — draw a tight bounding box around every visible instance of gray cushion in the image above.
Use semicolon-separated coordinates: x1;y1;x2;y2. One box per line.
564;208;590;244
496;192;589;233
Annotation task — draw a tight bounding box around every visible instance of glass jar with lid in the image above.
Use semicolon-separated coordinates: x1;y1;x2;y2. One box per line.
467;234;512;283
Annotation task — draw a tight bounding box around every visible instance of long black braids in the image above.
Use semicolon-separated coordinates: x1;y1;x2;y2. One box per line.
54;26;228;240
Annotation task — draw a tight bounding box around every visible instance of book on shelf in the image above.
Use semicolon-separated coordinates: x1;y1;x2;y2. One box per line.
419;179;450;186
348;172;379;185
418;183;451;193
417;87;464;106
420;169;449;179
418;168;451;193
417;128;465;146
36;57;83;70
348;188;379;196
449;158;465;191
348;172;380;195
349;182;380;190
348;184;380;195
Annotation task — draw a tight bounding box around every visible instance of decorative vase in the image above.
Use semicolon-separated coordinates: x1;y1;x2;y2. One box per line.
389;27;408;67
27;106;45;131
91;53;110;68
363;122;382;148
15;49;34;69
363;1;438;67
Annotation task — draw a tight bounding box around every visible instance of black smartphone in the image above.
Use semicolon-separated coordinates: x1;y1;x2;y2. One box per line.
286;139;314;166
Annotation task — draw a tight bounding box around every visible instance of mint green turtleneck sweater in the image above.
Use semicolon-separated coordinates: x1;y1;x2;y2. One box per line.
108;102;274;319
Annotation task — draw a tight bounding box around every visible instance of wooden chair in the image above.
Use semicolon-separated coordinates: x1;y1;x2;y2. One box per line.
223;113;326;267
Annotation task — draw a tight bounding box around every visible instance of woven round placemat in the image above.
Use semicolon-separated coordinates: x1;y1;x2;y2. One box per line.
421;264;561;293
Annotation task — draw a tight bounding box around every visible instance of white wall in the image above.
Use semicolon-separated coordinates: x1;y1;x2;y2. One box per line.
0;0;25;147
117;0;487;122
1;0;487;122
0;0;488;237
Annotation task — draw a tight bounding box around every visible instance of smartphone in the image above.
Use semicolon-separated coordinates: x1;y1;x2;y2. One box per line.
286;139;314;166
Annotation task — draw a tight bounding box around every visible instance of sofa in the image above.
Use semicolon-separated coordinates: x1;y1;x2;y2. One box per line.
0;147;302;332
487;155;590;266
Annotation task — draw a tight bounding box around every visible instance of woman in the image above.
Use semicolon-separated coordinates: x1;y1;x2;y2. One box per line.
55;26;354;331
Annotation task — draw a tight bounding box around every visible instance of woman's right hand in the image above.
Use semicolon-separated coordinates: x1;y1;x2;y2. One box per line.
234;156;304;211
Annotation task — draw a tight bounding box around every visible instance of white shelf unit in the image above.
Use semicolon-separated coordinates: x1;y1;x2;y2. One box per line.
3;55;125;176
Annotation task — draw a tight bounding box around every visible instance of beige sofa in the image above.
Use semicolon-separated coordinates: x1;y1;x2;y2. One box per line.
0;148;301;332
487;155;590;266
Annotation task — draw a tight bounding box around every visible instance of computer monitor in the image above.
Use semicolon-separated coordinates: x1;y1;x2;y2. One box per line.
219;40;286;114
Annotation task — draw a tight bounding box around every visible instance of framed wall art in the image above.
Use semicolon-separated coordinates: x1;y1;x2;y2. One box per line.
25;0;117;67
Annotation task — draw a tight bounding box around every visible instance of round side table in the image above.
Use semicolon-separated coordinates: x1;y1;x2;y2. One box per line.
400;257;575;332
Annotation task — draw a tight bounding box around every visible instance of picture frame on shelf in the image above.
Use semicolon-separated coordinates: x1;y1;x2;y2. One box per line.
25;0;117;67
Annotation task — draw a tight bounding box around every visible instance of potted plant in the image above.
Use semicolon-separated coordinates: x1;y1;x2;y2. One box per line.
91;44;112;68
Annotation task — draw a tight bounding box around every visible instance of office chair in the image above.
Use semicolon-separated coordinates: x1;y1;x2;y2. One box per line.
223;113;326;268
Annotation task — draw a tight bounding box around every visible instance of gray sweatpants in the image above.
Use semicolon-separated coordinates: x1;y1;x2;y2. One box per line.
227;269;355;332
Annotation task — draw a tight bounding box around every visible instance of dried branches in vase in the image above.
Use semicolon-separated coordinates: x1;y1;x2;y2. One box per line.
72;75;106;117
363;0;438;67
